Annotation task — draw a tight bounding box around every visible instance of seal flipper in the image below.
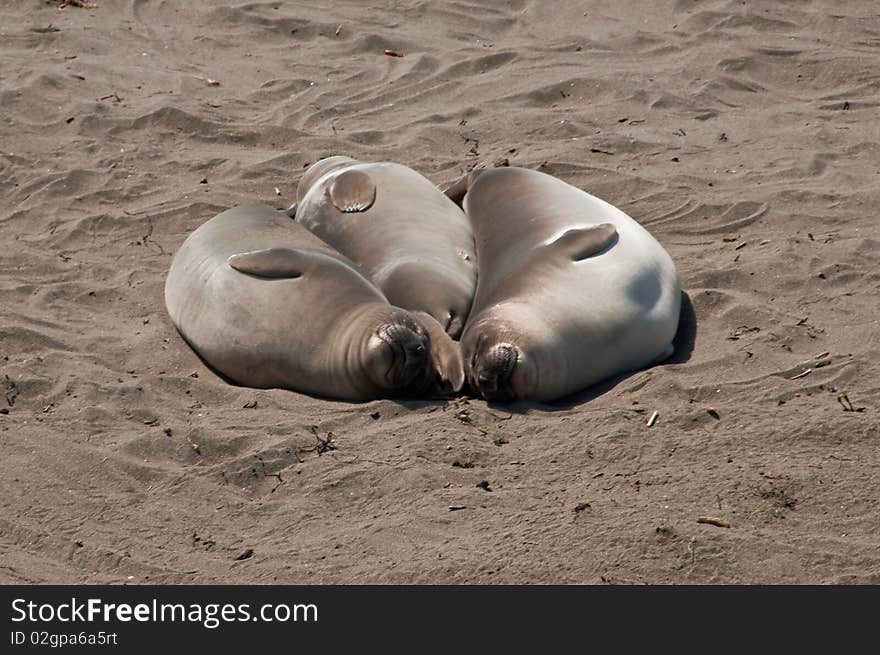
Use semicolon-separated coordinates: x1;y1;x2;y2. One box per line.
441;168;485;207
441;174;470;206
547;223;618;261
228;247;313;278
329;169;377;213
297;155;358;205
412;311;465;395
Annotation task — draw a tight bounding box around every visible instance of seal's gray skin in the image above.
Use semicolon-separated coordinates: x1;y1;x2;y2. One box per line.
293;156;477;338
453;167;681;403
165;204;462;400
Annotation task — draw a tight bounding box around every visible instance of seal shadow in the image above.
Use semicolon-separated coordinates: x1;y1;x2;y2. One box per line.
488;290;697;413
176;331;241;386
666;290;697;365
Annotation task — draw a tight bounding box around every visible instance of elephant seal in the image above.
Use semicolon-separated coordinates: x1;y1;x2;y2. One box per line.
450;167;681;402
291;156;476;337
165;203;463;400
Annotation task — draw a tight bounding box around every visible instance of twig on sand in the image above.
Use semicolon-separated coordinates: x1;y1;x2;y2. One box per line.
646;410;659;427
789;368;811;380
233;548;254;561
59;0;97;8
837;394;865;413
301;426;337;455
697;516;730;528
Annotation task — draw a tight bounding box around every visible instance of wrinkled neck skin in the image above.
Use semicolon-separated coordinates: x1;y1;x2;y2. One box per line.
329;301;390;399
332;302;432;399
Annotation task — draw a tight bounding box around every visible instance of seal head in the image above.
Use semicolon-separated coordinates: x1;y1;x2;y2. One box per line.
363;315;433;394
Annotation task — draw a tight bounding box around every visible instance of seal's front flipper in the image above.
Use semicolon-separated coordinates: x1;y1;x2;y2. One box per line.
412;311;465;395
330;169;376;213
228;247;314;278
548;223;618;261
441;168;485;207
441;175;470;206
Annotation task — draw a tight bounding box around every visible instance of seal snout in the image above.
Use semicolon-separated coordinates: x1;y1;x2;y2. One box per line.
471;342;519;402
374;322;432;391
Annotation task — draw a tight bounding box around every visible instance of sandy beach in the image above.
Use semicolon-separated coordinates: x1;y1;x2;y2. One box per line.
1;0;878;583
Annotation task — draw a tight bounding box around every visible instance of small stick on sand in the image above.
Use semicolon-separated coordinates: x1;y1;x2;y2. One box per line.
837;394;864;412
384;49;403;57
59;0;97;8
697;516;730;528
234;548;254;561
789;368;811;380
646;411;659;427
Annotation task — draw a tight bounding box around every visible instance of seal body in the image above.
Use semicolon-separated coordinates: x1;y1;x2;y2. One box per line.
457;167;681;402
165;204;458;400
294;157;477;337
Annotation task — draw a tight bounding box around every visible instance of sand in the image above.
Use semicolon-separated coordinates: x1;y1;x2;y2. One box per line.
1;0;878;584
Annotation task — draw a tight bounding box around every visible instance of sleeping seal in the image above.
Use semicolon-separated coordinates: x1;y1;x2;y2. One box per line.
450;166;681;402
165;203;463;400
292;156;476;337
